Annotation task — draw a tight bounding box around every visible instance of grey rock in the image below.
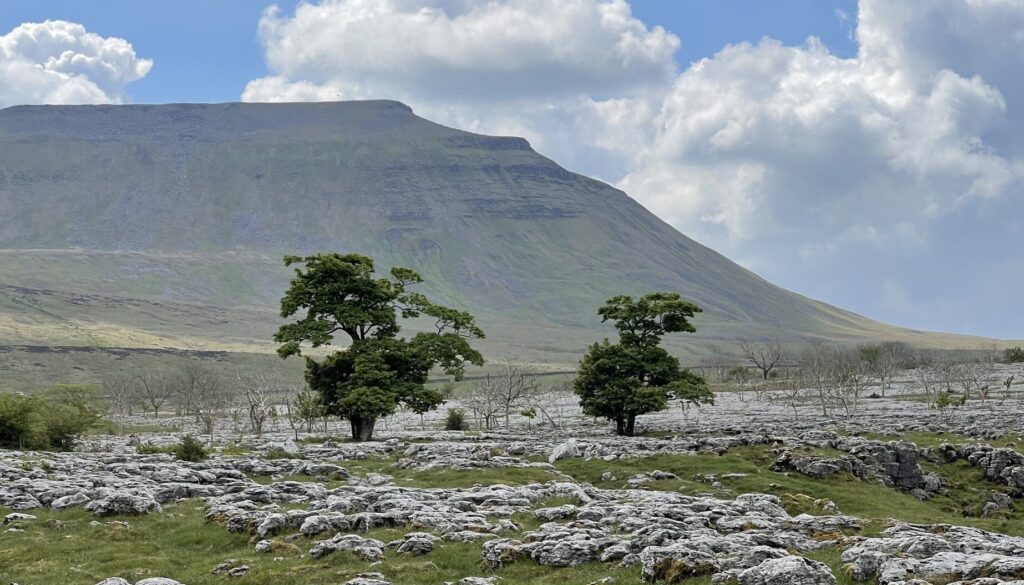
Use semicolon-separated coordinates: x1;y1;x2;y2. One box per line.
549;439;581;463
640;545;721;582
3;512;36;524
737;556;835;585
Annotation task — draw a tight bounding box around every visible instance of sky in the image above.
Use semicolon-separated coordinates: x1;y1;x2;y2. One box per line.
1;0;1021;339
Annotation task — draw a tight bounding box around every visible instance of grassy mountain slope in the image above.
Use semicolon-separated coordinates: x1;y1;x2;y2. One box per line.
0;101;1001;388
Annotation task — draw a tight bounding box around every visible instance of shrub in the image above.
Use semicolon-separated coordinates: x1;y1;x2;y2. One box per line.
444;408;468;431
136;442;173;455
1004;346;1024;363
0;385;101;451
173;435;208;462
265;446;303;459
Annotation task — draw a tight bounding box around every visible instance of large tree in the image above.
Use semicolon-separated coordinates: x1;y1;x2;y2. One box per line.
275;253;484;441
574;292;713;436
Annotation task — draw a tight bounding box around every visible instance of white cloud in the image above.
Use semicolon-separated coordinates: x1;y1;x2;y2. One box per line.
244;0;678;103
244;0;1024;336
0;20;152;107
617;34;1021;252
242;0;677;179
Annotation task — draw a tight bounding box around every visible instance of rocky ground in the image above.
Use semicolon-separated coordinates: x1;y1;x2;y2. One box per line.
1;374;1023;585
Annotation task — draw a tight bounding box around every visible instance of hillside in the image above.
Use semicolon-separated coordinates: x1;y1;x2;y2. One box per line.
0;101;998;389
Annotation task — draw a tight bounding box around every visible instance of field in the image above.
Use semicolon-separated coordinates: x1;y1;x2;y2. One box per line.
3;362;1024;585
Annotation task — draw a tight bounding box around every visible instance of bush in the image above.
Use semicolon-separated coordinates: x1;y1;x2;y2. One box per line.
173;435;208;462
444;408;468;431
0;385;102;451
136;442;173;455
1004;346;1024;363
265;446;303;459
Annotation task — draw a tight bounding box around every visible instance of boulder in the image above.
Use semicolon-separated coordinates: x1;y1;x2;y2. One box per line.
640;545;721;582
737;556;835;585
549;439;581;463
84;493;161;517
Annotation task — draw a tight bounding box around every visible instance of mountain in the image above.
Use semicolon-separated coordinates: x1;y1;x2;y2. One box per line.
0;101;997;389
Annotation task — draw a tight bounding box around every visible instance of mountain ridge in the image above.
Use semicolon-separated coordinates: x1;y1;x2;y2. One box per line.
0;100;1006;389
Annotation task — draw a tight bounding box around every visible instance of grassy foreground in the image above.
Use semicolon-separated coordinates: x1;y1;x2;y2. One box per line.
3;443;1022;584
0;501;644;585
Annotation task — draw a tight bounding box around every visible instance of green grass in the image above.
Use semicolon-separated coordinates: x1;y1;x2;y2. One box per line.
248;474;348;489
5;444;1024;584
803;547;865;585
554;447;1024;536
244;453;560;489
341;454;561;488
218;442;254;457
0;501;644;585
87;419;179;436
854;431;1022;449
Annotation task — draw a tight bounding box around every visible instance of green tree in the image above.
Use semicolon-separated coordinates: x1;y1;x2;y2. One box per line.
275;253;484;441
574;292;713;436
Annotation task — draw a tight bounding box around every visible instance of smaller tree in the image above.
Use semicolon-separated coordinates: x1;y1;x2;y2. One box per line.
464;376;504;430
491;357;539;430
291;387;326;433
574;293;713;436
137;371;172;419
237;372;276;436
185;367;230;445
740;338;785;380
860;341;906;397
103;373;138;435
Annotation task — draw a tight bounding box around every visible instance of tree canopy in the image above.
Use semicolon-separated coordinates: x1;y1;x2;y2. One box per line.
275;253;484;441
575;292;712;436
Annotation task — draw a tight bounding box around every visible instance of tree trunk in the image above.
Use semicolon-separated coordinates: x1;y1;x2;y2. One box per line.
350;416;377;442
615;416;625;436
625;414;636;437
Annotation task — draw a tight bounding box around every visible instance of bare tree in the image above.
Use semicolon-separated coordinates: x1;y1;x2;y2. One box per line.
281;384;303;440
187;367;230;445
526;380;574;431
956;361;985;401
770;374;806;420
173;364;211;419
700;354;734;383
911;360;938;403
797;343;834;416
137;370;173;419
740;338;785;380
463;376;504;430
491;357;540;430
830;347;867;417
237;372;276;436
860;341;907;397
102;373;138;435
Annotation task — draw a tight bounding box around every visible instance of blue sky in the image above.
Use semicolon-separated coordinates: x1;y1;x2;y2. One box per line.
1;1;1022;339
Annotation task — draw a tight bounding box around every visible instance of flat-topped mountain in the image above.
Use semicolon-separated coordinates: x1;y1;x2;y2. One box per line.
0;101;995;387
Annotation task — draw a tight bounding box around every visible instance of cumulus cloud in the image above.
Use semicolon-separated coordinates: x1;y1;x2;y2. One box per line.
244;0;1024;336
244;0;678;103
242;0;676;178
0;20;152;107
